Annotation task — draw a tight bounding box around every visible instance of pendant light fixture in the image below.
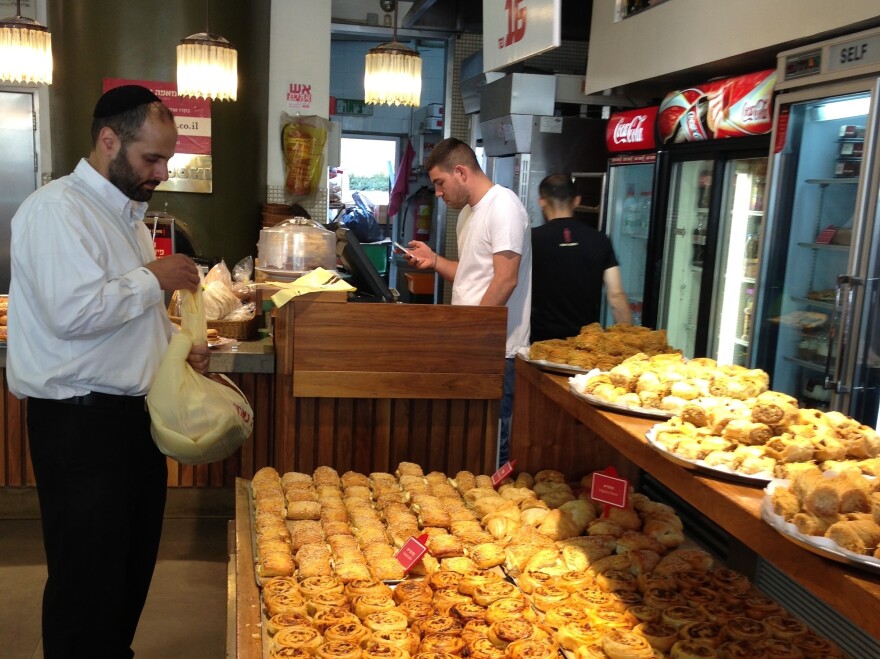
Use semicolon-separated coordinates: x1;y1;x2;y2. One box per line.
176;0;237;101
0;0;52;85
364;0;422;107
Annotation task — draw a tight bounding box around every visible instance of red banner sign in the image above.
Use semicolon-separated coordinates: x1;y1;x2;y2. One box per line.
492;459;517;487
657;69;776;145
395;533;429;572
606;106;658;153
591;468;629;510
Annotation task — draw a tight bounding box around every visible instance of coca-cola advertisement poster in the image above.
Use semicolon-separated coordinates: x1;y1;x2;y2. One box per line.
606;106;658;153
656;69;777;145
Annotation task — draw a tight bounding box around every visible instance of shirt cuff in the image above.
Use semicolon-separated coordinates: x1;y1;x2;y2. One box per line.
126;266;163;305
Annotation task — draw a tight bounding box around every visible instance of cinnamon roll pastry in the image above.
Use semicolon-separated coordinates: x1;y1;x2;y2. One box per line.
457;570;500;596
486;597;537;624
431;587;472;616
273;626;324;651
724;617;769;642
628;604;661;624
309;591;351;616
530;584;570;612
553;569;594;593
589;608;635;630
314;641;362;659
266;613;313;637
792;632;843;657
412;614;463;637
506;638;560;659
312;607;361;633
396;599;435;624
263;576;301;598
466;637;508;659
265;591;309;618
323;622;372;648
576;643;613;659
393;579;434;604
597;568;639;593
699;602;744;625
370;629;420;654
363;609;408;633
425;569;461;591
716;640;768;658
473;579;520;607
607;589;644;612
450;600;488;623
543;603;587;630
417;634;465;656
635;621;679;652
679;621;724;648
345;579;393;600
639;573;679;593
643;587;686;611
557;620;599;651
763;615;808;641
661;605;705;630
744;596;781;620
681;586;719;608
269;647;313;659
361;641;408;659
670;640;719;658
602;628;657;659
517;570;554;595
353;594;396;619
462;619;493;644
487;619;538;649
711;568;750;595
298;576;344;598
759;638;807;659
675;570;712;590
569;587;611;610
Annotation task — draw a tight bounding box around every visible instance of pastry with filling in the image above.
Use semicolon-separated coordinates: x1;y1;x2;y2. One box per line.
313;641;362;659
268;647;313;659
724;616;769;642
363;609;408;633
360;640;408;659
601;628;657;659
669;639;719;658
323;622;371;647
661;605;705;630
353;594;396;619
418;634;466;656
273;626;324;651
634;621;678;652
265;613;312;637
487;619;538;649
367;557;406;582
506;638;560;659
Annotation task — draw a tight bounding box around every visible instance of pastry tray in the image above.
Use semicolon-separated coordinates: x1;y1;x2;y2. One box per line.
517;346;591;375
762;479;880;576
568;372;674;420
645;427;774;485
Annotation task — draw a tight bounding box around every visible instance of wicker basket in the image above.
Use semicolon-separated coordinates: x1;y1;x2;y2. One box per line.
167;294;259;340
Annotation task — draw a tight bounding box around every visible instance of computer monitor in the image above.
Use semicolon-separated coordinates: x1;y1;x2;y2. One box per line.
334;227;397;303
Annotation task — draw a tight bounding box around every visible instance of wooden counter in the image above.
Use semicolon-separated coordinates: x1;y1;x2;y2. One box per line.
509;356;880;641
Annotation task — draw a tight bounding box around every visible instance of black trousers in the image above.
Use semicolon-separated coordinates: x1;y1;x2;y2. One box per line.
27;397;167;659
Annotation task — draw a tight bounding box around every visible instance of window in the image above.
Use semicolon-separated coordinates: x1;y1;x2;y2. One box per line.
338;136;398;207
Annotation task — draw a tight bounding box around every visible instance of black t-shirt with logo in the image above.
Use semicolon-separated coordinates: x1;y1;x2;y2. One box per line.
530;217;619;342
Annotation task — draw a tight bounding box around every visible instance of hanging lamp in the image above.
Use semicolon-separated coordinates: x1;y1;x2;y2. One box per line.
0;0;52;85
364;0;422;107
176;0;237;101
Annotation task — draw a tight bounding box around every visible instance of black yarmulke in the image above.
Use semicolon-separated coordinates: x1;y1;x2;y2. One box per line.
93;85;162;119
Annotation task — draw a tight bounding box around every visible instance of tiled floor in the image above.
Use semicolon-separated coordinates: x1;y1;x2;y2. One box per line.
0;515;230;659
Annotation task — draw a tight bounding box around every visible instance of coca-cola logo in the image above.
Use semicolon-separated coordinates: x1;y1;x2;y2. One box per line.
683;108;710;141
612;115;648;144
741;98;770;123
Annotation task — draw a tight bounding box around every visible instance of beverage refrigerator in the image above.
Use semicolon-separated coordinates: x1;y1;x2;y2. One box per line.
642;69;776;363
751;27;880;427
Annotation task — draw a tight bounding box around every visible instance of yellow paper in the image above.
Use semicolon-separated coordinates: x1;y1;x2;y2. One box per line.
268;267;354;308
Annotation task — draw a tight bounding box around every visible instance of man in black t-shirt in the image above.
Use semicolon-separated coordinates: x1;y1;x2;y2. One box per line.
531;173;632;342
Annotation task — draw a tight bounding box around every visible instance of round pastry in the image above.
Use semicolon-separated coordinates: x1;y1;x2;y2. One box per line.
345;579;393;600
312;607;360;633
570;588;611;610
266;613;313;637
589;608;636;630
644;587;686;610
602;628;656;659
300;575;345;600
361;639;408;659
793;632;843;657
363;610;409;634
458;570;503;596
634;621;679;653
517;570;554;595
699;602;744;625
662;605;705;630
466;637;508;659
681;586;719;608
353;594;396;620
393;579;434;604
576;642;613;659
759;638;807;659
530;585;570;612
506;638;560;659
557;620;599;651
676;570;713;590
486;597;537;624
553;570;594;594
641;573;679;593
418;634;466;655
309;591;351;616
669;639;719;658
744;596;781;620
450;601;488;623
396;599;435;625
427;570;463;591
265;592;309;618
679;621;724;648
724;617;769;643
432;587;472;616
269;648;313;659
716;640;768;658
369;629;420;654
413;614;463;637
323;622;372;647
763;615;808;641
462;619;493;645
597;568;639;593
263;576;301;598
544;603;587;630
628;605;661;624
313;641;362;659
487;619;538;649
711;568;750;594
607;589;644;612
473;580;520;607
273;626;324;651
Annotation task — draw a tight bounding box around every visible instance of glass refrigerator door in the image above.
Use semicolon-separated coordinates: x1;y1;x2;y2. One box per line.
708;157;767;366
657;159;713;358
756;91;870;411
603;161;655;327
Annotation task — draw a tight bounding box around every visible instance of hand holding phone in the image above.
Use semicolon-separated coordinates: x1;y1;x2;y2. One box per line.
393;241;412;257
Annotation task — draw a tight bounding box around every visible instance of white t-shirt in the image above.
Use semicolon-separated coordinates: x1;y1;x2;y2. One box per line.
452;185;531;357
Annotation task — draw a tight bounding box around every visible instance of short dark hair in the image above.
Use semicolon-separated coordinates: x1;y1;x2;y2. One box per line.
424;137;481;173
539;173;577;204
90;102;174;147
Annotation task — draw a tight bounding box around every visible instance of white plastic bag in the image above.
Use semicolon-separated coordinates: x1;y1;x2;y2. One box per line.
147;285;253;465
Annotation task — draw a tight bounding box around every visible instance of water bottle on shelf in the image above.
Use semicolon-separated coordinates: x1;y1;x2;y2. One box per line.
622;185;639;236
637;191;651;238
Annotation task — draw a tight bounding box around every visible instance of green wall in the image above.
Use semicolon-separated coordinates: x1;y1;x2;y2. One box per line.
47;0;271;266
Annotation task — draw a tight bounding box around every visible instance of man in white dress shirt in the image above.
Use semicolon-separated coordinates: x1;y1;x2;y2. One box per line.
8;85;208;658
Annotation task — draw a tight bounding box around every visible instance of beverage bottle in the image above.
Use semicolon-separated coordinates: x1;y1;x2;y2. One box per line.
741;288;754;341
637;191;652;237
697;166;712;208
691;220;706;267
622;185;638;236
744;233;758;277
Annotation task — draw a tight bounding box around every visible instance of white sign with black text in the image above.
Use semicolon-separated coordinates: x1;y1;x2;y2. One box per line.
483;0;561;72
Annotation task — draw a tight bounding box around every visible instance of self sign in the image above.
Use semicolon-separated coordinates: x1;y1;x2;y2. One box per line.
840;43;868;64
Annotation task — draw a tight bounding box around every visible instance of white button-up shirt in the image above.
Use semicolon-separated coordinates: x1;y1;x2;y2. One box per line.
8;158;171;399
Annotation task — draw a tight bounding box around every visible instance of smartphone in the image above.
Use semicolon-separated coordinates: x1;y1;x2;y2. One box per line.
392;241;412;256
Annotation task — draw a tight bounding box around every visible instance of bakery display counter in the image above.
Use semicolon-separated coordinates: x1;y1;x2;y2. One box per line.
509;356;880;640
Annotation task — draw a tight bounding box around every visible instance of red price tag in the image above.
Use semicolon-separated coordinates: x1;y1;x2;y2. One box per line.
591;467;629;511
154;237;173;258
492;459;517;487
395;533;429;572
815;226;836;245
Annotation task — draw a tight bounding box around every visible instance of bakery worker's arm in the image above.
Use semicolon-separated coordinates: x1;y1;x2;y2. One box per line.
405;240;458;283
480;250;521;307
603;265;633;325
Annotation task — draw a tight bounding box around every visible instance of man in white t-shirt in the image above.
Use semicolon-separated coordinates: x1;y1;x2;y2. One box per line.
406;138;531;465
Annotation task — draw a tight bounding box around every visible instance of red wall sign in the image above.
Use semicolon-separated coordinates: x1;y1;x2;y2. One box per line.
606;106;658;153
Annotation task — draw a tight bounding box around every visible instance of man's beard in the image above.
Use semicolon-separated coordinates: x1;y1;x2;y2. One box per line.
108;146;160;202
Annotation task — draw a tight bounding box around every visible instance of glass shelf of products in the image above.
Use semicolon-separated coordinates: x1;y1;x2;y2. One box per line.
797;242;850;252
791;296;834;311
805;178;859;186
784;355;830;372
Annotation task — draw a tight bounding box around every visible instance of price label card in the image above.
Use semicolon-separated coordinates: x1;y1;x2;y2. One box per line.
591;469;629;509
815;226;836;245
395;533;429;572
492;459;518;487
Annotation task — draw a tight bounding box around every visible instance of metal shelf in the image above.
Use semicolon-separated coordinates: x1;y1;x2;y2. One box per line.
797;242;850;252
